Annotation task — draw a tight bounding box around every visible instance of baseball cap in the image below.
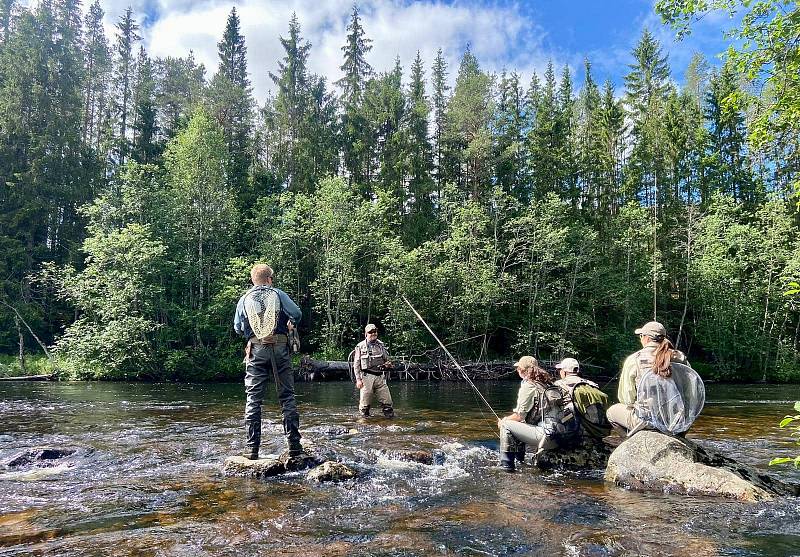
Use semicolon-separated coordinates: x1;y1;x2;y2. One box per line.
634;321;667;339
513;356;538;370
364;324;378;333
555;357;580;375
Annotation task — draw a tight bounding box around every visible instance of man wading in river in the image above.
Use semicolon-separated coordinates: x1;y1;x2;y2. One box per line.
234;264;303;460
353;324;395;417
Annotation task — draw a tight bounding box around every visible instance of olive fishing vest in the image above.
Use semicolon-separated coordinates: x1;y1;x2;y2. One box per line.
358;339;388;371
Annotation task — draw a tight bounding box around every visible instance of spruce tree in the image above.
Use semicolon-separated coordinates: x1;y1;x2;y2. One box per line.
82;0;112;151
209;7;254;196
405;51;435;244
112;7;141;166
131;46;158;163
431;48;449;194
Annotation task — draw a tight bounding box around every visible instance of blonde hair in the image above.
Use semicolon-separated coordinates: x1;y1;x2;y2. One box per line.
250;264;274;285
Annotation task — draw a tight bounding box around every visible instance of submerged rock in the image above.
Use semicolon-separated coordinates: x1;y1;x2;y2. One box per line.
604;431;799;502
307;461;357;482
388;449;435;465
4;447;78;468
534;440;612;471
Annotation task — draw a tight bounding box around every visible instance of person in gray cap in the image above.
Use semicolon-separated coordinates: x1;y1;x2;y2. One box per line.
554;357;612;441
607;321;688;435
353;324;394;417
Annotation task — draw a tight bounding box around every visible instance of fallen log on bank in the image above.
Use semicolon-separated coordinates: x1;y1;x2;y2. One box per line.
298;356;606;383
0;373;56;382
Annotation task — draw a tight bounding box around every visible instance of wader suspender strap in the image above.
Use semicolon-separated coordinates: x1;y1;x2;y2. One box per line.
534;383;548;459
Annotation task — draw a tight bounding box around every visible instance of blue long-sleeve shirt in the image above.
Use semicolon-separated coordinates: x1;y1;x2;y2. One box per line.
233;286;302;339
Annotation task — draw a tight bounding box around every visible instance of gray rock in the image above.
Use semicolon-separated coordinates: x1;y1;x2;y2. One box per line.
535;440;612;470
223;456;286;478
279;450;324;472
5;447;77;468
604;430;799;502
307;461;357;482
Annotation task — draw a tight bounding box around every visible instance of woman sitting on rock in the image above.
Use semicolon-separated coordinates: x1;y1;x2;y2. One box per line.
497;356;581;472
607;321;703;436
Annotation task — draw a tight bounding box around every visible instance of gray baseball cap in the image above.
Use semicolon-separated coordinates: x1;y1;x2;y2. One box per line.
634;321;667;339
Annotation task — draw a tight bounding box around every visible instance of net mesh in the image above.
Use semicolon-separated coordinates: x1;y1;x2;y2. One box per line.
635;363;705;434
244;286;281;340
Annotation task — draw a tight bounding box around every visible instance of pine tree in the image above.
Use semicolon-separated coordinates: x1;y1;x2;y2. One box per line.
495;70;526;201
445;48;493;201
112;7;141;166
703;62;758;204
529;62;559;199
557;65;578;206
155;52;206;142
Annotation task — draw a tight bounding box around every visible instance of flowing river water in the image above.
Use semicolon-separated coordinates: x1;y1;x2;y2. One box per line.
0;380;798;556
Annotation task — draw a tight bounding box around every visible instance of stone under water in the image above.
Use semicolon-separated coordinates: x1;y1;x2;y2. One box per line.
604;430;799;502
4;447;80;468
306;461;357;482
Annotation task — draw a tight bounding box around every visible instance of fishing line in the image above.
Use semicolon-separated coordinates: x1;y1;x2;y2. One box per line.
401;294;501;422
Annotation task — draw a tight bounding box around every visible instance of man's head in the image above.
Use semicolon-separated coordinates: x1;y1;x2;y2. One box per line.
555;357;580;378
250;264;274;286
364;323;378;339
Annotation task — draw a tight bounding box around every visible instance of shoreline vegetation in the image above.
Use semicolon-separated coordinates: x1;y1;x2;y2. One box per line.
2;2;800;382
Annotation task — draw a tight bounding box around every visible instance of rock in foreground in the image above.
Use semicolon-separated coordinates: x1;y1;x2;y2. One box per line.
306;461;357;482
534;440;612;470
4;447;78;468
604;431;799;502
223;451;354;483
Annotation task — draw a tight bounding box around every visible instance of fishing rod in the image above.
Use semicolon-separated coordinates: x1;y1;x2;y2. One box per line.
401;294;500;422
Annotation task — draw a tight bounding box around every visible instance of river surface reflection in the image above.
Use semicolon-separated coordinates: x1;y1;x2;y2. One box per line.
0;380;798;556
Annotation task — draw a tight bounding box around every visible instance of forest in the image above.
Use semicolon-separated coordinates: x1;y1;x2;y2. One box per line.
1;0;799;381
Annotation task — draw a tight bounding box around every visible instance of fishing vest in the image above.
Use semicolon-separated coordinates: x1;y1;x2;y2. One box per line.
243;286;281;341
535;383;582;448
357;339;388;371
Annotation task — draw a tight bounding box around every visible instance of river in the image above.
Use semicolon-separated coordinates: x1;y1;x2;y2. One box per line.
0;381;798;556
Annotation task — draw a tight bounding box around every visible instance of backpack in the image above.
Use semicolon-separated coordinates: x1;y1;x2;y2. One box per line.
635;362;705;434
570;382;612;439
243;286;282;341
538;384;582;448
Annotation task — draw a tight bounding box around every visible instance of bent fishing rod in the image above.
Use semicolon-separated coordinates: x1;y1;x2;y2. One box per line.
401;294;500;423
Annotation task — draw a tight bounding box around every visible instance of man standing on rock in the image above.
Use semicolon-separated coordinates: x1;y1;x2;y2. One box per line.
234;263;303;460
353;324;394;417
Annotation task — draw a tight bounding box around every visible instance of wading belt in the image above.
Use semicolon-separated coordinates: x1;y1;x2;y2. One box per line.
362;369;385;376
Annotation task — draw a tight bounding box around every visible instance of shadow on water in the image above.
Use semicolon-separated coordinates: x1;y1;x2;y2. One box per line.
0;380;799;556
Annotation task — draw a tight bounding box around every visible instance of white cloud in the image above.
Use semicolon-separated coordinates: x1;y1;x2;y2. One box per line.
97;0;561;103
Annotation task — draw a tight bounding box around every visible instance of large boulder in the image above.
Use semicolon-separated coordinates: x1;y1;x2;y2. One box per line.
605;431;799;502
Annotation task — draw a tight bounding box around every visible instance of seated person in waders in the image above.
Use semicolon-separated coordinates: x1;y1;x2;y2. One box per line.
497;356;581;472
233;264;303;460
553;357;612;442
353;324;394;417
607;321;704;437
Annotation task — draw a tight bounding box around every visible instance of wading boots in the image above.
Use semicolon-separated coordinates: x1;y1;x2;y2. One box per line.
244;419;261;460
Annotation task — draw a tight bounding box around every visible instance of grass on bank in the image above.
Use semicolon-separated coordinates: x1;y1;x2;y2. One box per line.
0;354;59;378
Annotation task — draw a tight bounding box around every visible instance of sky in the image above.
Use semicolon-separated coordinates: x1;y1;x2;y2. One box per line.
68;0;739;103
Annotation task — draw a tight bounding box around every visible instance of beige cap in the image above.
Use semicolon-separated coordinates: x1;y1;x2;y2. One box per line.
555;357;580;375
513;356;538;370
634;321;667;339
364;324;378;333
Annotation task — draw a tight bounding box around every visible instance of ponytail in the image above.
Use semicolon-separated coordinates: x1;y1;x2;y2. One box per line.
651;337;674;377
